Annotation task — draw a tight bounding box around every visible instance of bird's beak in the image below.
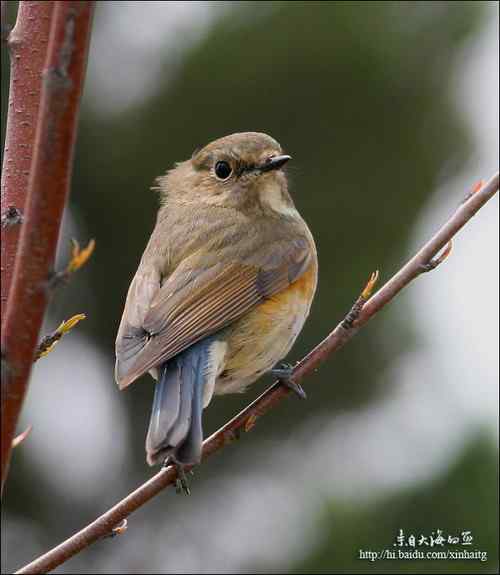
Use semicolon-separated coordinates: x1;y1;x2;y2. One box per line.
259;154;292;173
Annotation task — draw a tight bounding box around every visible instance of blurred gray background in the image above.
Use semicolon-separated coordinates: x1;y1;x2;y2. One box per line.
1;1;498;573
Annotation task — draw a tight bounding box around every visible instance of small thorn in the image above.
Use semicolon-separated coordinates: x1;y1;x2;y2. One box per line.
111;519;128;538
103;519;128;539
462;179;485;204
12;424;33;448
420;241;453;273
472;179;485;193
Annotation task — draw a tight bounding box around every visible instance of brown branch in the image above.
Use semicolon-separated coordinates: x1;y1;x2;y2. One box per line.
15;173;499;575
1;1;54;324
0;1;95;494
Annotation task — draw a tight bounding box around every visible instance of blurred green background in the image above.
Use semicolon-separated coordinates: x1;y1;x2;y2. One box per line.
1;1;498;574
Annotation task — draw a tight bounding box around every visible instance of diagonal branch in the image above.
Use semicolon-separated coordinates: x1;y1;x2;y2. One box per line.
0;1;95;494
14;172;499;575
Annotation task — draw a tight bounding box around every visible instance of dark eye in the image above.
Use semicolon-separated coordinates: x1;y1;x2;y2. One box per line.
214;161;232;180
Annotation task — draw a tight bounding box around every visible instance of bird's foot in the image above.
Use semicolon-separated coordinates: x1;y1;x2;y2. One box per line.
271;362;307;400
163;458;193;495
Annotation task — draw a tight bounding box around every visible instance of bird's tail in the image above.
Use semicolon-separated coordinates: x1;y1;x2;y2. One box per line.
145;338;214;466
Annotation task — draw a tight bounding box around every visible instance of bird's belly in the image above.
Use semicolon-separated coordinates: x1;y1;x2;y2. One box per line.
215;264;316;395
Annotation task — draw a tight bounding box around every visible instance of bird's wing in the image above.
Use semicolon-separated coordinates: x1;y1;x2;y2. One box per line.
115;238;313;389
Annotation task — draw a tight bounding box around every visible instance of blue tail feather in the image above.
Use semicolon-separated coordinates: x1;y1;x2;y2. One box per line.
145;337;213;466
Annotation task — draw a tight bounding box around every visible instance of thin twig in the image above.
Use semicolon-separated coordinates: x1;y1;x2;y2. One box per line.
0;1;95;494
14;173;499;575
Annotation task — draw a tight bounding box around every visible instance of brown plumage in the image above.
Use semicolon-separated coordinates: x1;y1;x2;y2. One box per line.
115;132;318;467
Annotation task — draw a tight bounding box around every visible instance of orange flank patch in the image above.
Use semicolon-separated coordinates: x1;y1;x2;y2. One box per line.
259;262;317;314
216;260;317;394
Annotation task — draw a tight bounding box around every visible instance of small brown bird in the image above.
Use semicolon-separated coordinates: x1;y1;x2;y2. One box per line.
115;132;317;475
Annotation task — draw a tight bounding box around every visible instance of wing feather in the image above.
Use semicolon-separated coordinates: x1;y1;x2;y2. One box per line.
115;238;312;389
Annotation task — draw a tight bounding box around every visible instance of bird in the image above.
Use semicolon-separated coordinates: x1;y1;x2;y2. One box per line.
115;132;318;483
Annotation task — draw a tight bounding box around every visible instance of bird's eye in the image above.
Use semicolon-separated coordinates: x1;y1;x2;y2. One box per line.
214;161;232;180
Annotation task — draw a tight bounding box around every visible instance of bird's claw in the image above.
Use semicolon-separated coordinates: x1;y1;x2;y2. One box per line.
163;458;192;495
271;363;307;400
174;465;192;496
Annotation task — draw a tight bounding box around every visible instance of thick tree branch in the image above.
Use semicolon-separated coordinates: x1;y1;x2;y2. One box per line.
1;1;94;494
15;173;499;575
1;1;54;323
